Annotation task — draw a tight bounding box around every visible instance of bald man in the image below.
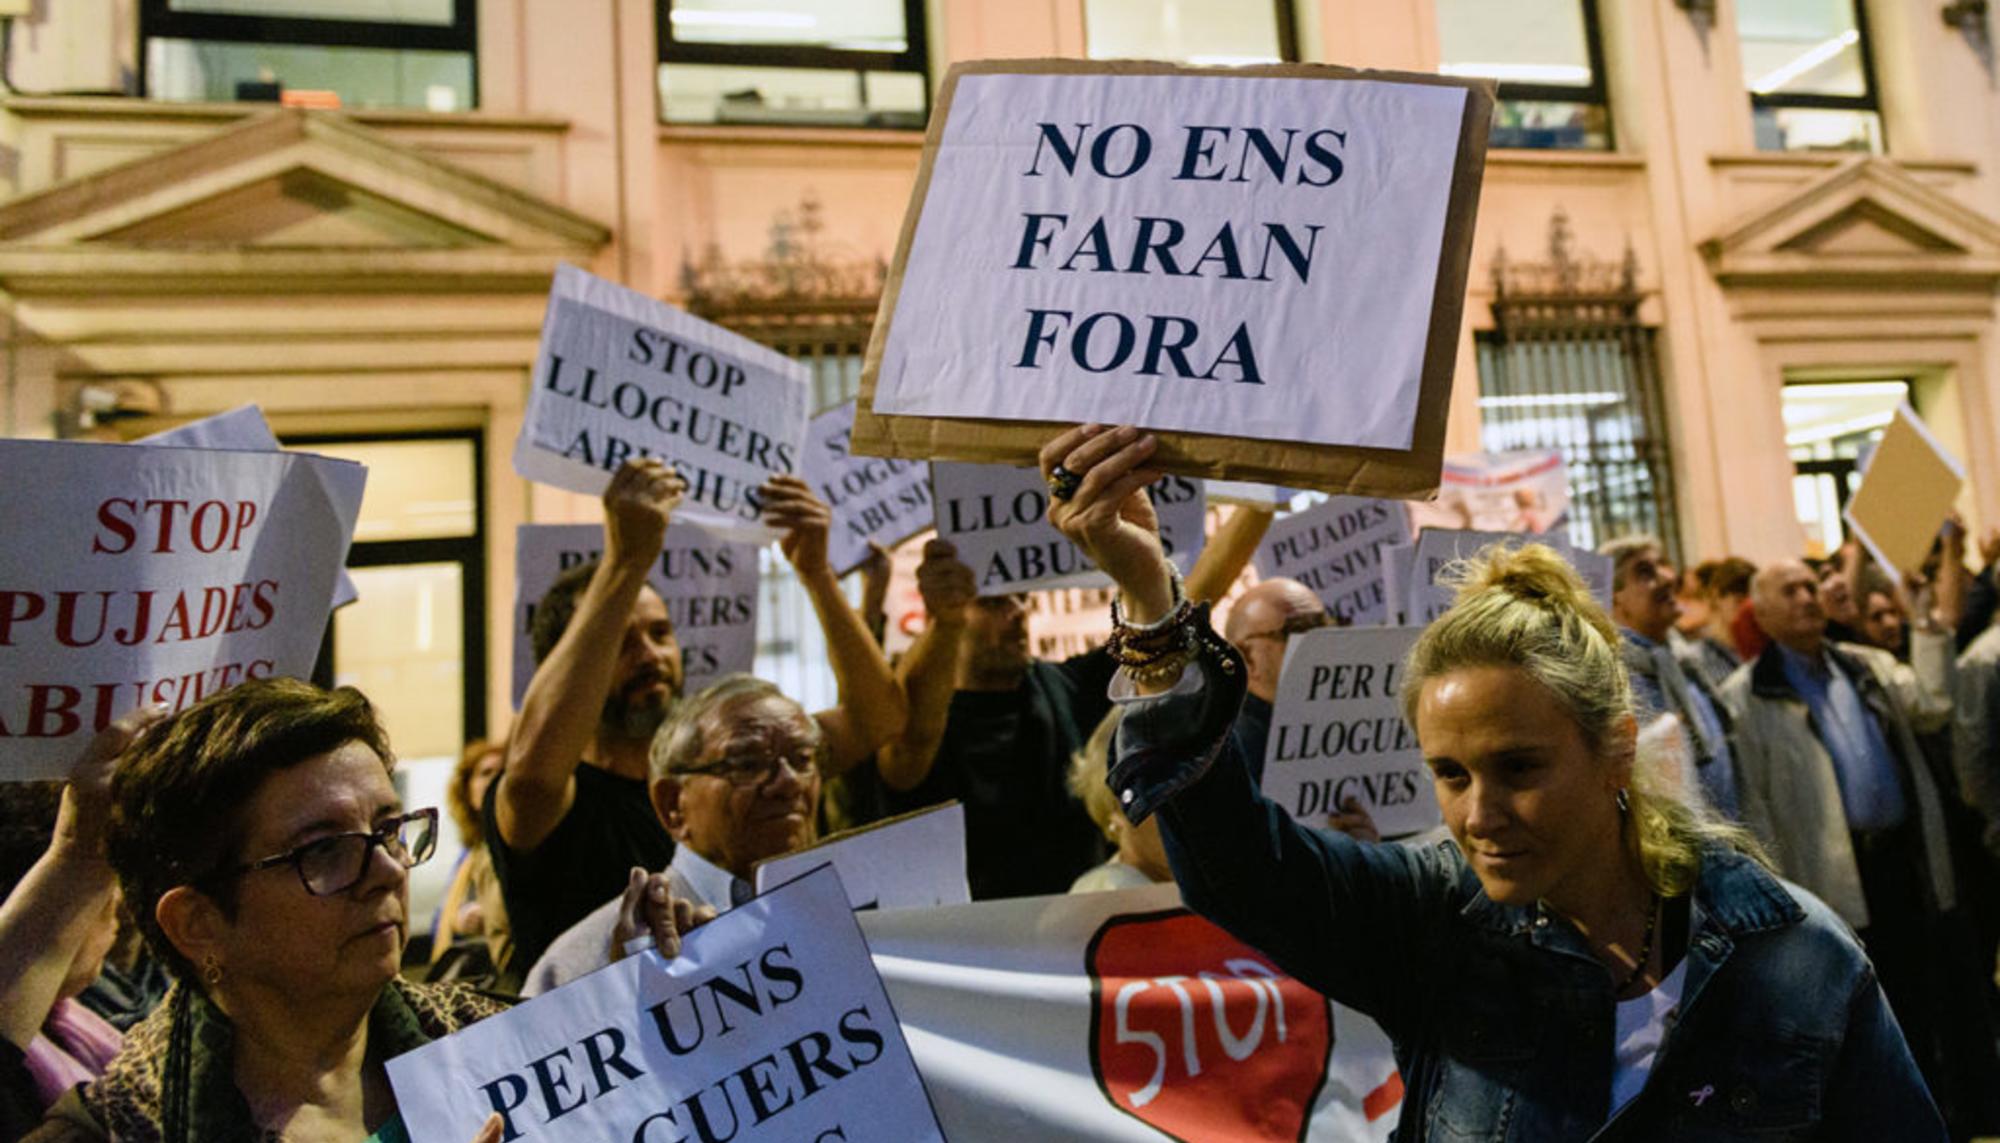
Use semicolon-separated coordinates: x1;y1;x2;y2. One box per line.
1222;578;1333;784
1723;559;1998;1131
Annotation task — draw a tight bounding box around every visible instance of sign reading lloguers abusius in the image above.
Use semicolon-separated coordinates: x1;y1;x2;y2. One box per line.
515;264;812;541
387;866;945;1143
0;440;360;779
802;400;934;576
512;522;759;705
930;461;1206;595
854;60;1492;498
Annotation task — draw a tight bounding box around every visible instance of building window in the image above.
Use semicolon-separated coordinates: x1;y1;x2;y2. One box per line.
657;0;928;128
1736;0;1883;153
139;0;477;111
1476;213;1678;556
1784;378;1908;556
1083;0;1297;65
1436;0;1611;150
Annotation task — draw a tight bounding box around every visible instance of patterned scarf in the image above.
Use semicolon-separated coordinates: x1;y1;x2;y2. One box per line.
74;978;507;1143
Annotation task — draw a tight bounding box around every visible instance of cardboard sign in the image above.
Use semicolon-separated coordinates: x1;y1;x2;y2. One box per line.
1252;496;1410;627
1262;627;1437;837
139;405;365;610
802;400;934;576
754;802;969;910
515;264;811;540
930;462;1206;595
1844;404;1965;586
512;523;760;705
387;866;944;1143
1407;449;1569;535
854;59;1493;498
0;439;359;778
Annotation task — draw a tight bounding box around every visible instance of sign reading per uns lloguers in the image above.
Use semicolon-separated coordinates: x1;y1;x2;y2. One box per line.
854;60;1492;498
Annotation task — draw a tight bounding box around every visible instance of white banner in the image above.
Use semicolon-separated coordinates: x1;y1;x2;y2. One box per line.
1407;449;1569;536
0;440;359;778
755;802;969;910
389;866;944;1143
801;400;934;576
1253;497;1410;627
860;883;1402;1141
1264;627;1438;837
872;71;1469;452
139;405;365;610
931;462;1206;596
512;522;760;705
515;264;811;540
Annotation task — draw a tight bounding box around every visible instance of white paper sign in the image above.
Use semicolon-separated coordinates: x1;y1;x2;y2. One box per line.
1253;496;1410;627
512;523;760;705
802;400;934;575
140;405;365;610
515;264;811;540
1380;540;1415;627
0;440;359;778
931;462;1206;596
871;71;1469;451
1263;627;1438;837
1027;586;1116;661
754;803;969;910
387;866;944;1143
1206;480;1296;507
1408;528;1611;625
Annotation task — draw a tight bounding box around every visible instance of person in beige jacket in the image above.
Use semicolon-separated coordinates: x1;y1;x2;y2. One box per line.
1722;558;2000;1137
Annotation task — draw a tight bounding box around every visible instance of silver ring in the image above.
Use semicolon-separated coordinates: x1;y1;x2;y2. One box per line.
622;934;657;956
1048;464;1083;502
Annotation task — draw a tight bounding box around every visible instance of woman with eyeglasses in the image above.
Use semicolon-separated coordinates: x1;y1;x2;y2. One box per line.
26;678;694;1143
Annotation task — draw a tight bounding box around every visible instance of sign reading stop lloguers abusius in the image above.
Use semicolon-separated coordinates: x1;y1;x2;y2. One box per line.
855;60;1492;497
0;439;360;779
802;400;934;576
515;264;811;541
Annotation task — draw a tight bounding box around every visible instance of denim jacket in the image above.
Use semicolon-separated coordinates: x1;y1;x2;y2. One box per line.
1107;632;1944;1142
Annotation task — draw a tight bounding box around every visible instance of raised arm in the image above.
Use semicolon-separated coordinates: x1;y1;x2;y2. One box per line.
499;460;683;852
878;540;976;792
762;474;908;773
0;707;162;1051
1186;504;1275;604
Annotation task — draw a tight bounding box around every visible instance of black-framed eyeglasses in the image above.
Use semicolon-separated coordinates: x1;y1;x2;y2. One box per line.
675;753;819;788
204;808;438;897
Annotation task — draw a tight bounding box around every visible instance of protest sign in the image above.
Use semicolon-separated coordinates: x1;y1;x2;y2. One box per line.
1844;404;1965;586
0;439;358;778
861;883;1401;1141
140;405;365;610
1253;496;1410;627
1407;528;1610;624
931;462;1206;595
854;59;1492;499
754;802;969;909
802;400;933;575
389;865;943;1143
1380;540;1415;626
1263;627;1437;836
514;263;811;540
1206;480;1296;508
1028;586;1116;660
512;522;759;704
1407;449;1570;535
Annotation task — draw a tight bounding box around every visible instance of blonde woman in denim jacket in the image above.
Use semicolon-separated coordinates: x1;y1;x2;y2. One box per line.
1039;424;1943;1142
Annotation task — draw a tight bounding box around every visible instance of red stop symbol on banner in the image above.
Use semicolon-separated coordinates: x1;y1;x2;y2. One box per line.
1087;909;1335;1141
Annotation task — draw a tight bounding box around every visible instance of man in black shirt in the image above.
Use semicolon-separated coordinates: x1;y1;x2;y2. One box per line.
488;459;906;985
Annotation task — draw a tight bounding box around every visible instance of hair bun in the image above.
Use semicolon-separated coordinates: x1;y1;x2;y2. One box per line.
1446;542;1618;643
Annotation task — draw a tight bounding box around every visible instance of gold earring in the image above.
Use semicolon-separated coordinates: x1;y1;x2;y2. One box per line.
202;954;223;988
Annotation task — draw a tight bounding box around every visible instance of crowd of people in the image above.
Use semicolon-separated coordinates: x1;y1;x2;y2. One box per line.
6;438;2000;1140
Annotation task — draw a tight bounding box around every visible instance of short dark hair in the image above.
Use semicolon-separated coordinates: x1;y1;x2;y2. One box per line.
0;782;61;899
1696;557;1757;600
107;677;393;983
531;558;601;666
